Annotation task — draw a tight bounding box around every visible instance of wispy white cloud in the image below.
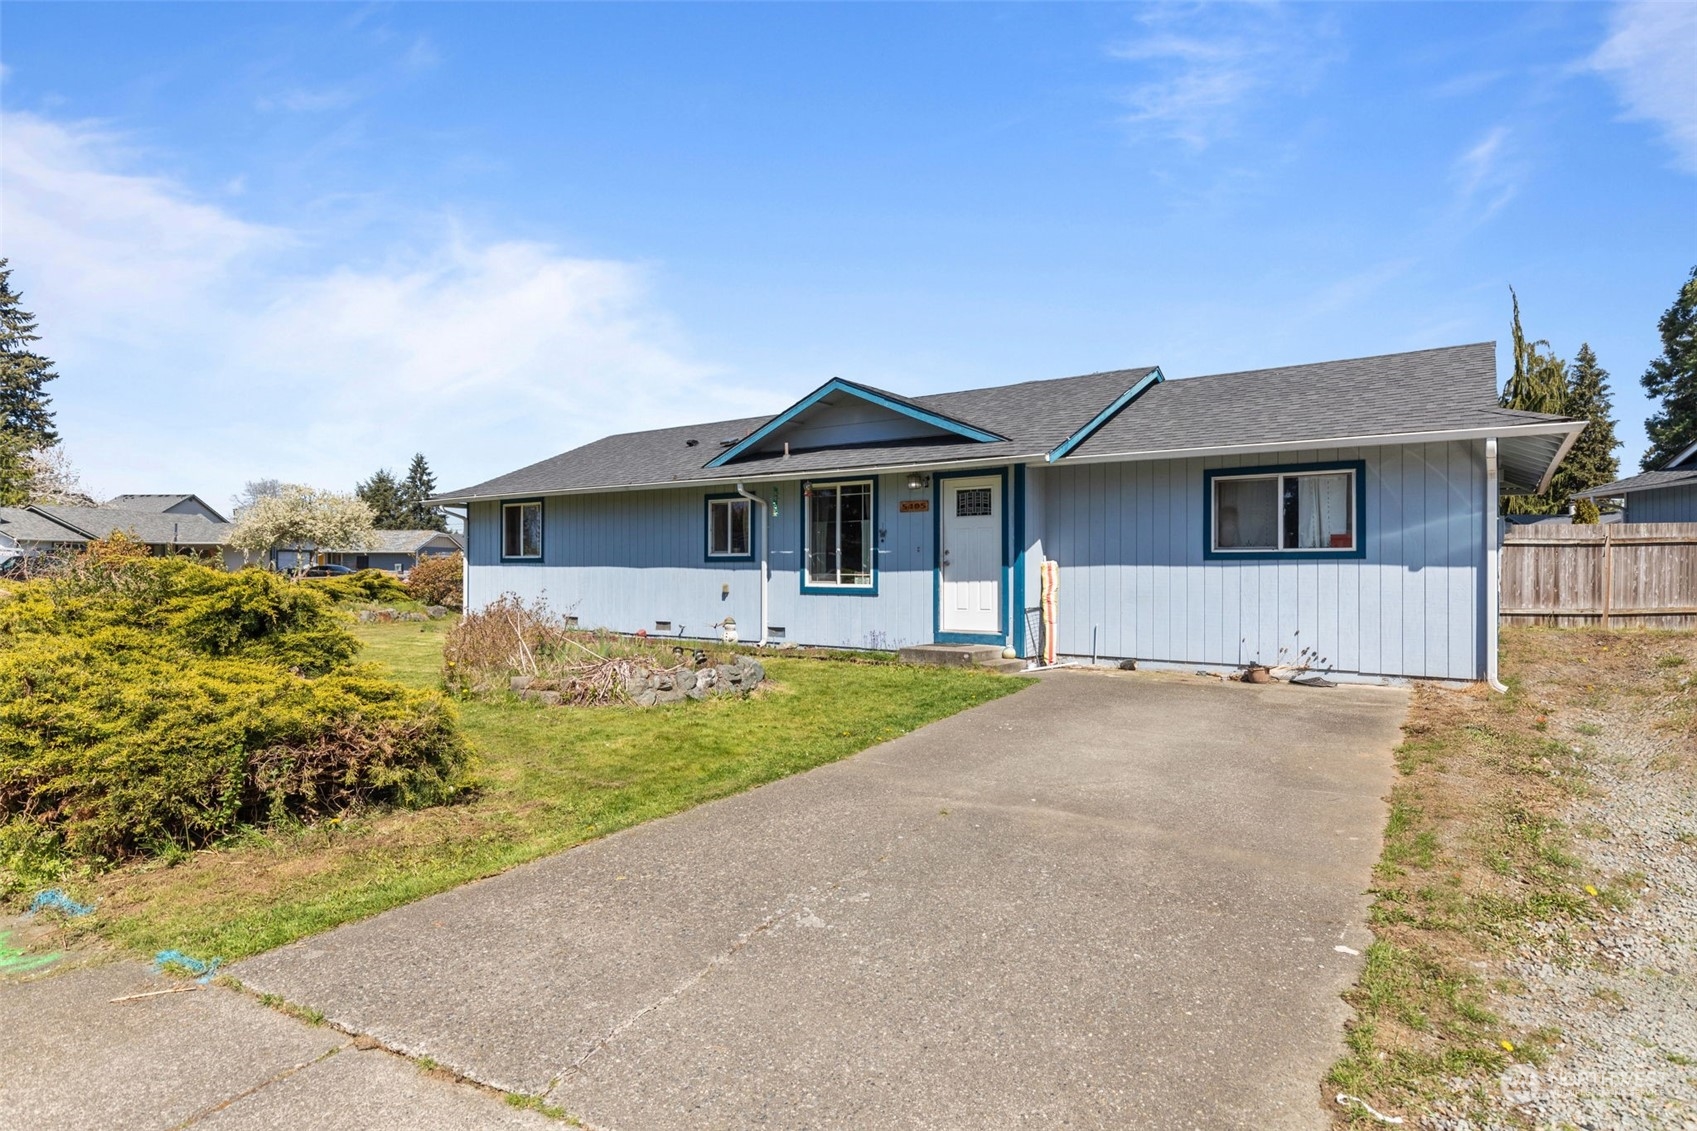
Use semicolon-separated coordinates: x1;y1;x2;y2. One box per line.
1108;4;1340;150
1588;1;1697;174
0;111;768;503
257;87;360;113
1450;125;1521;223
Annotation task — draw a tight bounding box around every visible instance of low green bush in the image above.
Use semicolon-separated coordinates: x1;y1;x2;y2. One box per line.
0;556;471;889
300;569;411;605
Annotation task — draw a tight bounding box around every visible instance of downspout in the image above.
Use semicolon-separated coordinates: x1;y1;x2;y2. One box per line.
735;482;769;646
1484;439;1507;693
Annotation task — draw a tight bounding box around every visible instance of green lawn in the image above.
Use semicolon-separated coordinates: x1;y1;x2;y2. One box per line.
85;619;1027;961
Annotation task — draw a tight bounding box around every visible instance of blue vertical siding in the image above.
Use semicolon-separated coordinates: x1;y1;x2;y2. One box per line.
1037;441;1486;680
467;472;940;651
462;441;1487;678
1626;484;1697;522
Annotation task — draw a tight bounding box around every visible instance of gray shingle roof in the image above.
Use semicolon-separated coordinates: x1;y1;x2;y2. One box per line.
1069;343;1559;459
438;368;1153;500
1574;468;1697;498
436;343;1580;501
104;493;228;521
351;530;463;555
0;507;86;545
34;506;234;547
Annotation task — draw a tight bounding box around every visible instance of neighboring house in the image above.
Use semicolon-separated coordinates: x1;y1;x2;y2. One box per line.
315;529;463;573
28;505;243;569
1574;440;1697;522
0;497;243;569
434;343;1584;683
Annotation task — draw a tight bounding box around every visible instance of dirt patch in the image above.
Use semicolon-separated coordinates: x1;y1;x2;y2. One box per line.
1329;627;1696;1128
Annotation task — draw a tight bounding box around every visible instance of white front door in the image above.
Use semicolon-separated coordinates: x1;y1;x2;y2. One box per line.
939;476;1003;635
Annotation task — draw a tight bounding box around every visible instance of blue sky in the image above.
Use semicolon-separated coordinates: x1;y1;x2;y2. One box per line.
2;2;1693;505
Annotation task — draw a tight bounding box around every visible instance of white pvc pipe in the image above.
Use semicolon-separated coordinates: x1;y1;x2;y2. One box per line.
735;483;769;646
1484;439;1507;693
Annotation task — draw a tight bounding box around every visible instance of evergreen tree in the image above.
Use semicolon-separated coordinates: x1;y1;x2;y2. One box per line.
357;468;407;530
398;453;447;531
1499;287;1571;514
1641;264;1697;469
1550;343;1621;508
0;260;59;448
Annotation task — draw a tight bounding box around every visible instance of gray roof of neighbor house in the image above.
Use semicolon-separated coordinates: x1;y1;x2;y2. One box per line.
436;343;1583;502
0;507;87;545
355;529;463;555
32;506;234;547
105;493;229;521
1574;468;1697;498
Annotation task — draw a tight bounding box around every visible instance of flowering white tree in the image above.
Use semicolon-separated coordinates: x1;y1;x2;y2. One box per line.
229;484;376;569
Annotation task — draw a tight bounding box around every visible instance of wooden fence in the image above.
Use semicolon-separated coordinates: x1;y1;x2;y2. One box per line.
1501;522;1697;628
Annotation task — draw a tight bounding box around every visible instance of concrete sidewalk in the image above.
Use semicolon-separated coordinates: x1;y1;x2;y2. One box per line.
2;943;555;1130
229;670;1406;1130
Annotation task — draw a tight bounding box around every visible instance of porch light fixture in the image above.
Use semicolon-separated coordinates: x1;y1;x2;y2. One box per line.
905;471;929;490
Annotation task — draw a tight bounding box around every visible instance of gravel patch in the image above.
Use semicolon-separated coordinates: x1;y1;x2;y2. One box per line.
1426;689;1697;1131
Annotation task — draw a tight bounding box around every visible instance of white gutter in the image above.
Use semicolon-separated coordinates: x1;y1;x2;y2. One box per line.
1484;438;1507;693
735;482;769;646
1056;420;1586;468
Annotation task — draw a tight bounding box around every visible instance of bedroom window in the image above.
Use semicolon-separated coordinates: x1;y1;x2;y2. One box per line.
706;496;753;559
1208;464;1361;556
804;480;874;589
502;500;543;560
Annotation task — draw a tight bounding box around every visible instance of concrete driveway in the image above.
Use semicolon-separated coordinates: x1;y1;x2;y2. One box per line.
234;670;1405;1130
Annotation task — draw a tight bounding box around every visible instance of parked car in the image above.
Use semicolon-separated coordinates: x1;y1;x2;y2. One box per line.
301;563;356;577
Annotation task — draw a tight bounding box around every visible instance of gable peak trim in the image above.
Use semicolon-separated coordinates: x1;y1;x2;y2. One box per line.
704;377;1006;469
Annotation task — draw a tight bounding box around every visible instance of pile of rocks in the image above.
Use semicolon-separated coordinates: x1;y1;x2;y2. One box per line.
356;606;452;623
511;655;766;707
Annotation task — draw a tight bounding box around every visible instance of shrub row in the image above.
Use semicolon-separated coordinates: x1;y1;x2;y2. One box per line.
0;556;471;886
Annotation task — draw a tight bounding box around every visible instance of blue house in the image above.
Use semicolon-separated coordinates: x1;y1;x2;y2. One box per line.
1575;440;1697;522
435;343;1582;683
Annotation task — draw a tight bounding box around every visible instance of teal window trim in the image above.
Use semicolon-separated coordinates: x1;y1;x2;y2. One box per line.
1046;368;1164;462
799;476;880;596
707;378;1004;468
703;493;756;562
1202;459;1367;561
499;498;545;562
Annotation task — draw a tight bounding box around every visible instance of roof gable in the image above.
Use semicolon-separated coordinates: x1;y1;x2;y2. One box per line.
104;493;228;523
705;378;1005;468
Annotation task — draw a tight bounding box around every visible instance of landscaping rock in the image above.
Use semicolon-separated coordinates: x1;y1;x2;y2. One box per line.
676;669;697;692
536;691;563;707
632;689;658;707
426;605;450;619
510;676;535;693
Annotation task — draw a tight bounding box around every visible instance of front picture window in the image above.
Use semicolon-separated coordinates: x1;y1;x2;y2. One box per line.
502;500;543;559
1211;467;1357;554
707;496;752;558
805;480;874;587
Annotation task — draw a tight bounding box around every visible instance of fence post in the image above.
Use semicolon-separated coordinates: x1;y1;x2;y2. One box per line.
1601;526;1613;631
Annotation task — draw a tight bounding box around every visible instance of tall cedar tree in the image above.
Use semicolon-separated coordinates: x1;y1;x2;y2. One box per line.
399;453;447;531
1499;287;1571;514
1551;344;1621;515
0;260;59;448
357;468;407;530
1641;264;1697;470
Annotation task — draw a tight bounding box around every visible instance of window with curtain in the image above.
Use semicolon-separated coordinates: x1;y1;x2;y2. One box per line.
1210;466;1357;554
804;480;874;587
